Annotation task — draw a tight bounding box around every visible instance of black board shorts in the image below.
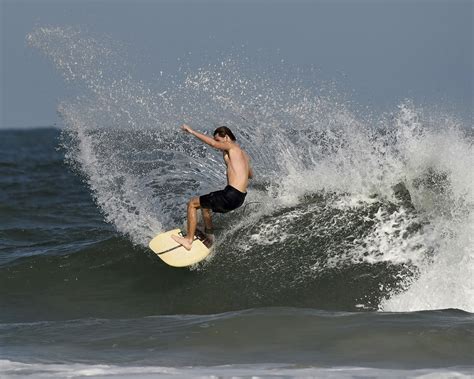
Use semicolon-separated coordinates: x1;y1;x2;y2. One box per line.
200;185;247;213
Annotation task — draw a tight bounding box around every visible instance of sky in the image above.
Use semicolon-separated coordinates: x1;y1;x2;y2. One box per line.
1;0;472;129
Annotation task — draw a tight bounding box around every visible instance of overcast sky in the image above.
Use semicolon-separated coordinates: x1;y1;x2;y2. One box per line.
1;0;472;129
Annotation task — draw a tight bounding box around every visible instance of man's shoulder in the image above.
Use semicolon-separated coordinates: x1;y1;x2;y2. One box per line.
227;142;241;151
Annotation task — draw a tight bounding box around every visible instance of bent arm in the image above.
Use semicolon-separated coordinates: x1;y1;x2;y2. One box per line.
183;124;231;151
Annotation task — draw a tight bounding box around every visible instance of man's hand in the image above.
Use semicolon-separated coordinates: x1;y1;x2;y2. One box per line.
181;124;193;134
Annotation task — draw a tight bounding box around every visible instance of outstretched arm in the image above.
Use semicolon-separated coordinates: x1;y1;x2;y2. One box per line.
181;124;231;151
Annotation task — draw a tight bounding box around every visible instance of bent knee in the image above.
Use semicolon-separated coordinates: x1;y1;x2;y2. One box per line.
188;197;200;209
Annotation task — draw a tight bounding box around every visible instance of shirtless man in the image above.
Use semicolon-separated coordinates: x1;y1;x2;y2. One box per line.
171;124;253;250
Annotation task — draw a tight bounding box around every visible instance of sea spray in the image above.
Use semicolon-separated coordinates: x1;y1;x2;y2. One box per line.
380;107;474;312
27;26;473;312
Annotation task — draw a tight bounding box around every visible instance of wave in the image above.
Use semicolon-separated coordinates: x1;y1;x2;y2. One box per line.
1;308;473;371
26;26;474;313
2;360;472;379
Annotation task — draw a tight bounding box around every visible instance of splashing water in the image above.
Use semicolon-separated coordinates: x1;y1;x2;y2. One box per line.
27;26;473;312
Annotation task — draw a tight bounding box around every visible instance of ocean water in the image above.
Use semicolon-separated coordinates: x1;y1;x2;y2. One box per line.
1;27;473;378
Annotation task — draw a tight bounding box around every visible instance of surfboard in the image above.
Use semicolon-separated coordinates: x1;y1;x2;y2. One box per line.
148;228;212;267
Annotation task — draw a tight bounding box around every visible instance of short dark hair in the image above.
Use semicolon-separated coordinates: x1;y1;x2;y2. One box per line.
213;126;236;141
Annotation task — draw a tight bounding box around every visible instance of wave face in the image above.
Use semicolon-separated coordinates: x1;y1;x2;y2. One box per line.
23;26;474;314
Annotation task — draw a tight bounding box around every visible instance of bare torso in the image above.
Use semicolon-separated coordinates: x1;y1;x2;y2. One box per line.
223;145;251;193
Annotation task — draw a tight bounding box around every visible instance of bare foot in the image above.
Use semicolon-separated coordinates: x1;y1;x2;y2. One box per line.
171;234;193;251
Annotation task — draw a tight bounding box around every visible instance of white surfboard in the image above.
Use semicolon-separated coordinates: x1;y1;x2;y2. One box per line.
149;228;212;267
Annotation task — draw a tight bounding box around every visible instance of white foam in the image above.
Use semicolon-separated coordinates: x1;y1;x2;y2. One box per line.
380;106;474;312
1;359;472;379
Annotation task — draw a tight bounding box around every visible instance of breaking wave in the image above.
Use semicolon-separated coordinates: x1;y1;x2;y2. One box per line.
27;26;474;313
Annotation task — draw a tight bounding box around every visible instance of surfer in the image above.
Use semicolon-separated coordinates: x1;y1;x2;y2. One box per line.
171;124;253;250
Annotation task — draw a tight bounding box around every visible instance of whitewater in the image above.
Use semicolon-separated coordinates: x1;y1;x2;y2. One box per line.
24;26;473;313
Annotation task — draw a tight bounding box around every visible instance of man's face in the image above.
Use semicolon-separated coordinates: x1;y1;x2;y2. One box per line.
214;134;227;142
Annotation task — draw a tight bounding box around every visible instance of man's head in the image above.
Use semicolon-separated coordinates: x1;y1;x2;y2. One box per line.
213;126;236;142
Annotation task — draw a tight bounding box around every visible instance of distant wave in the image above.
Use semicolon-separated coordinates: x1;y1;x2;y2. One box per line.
1;308;473;371
3;359;472;379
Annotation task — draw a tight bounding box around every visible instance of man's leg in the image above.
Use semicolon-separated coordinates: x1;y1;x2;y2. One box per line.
171;197;200;250
201;208;213;234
